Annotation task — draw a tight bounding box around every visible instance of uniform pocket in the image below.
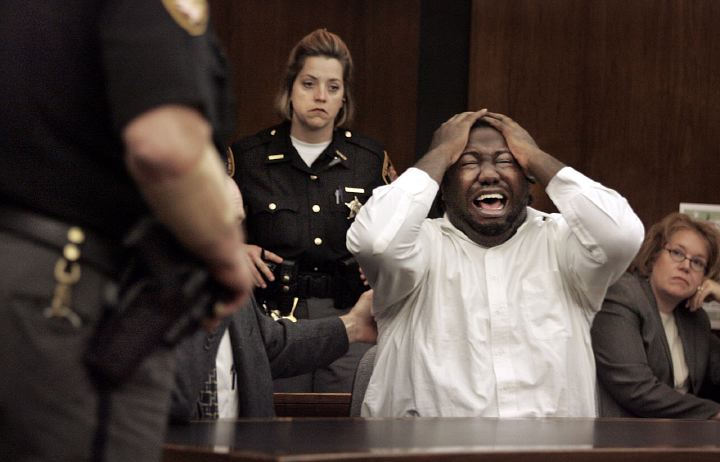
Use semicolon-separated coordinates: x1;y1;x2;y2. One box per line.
245;194;300;250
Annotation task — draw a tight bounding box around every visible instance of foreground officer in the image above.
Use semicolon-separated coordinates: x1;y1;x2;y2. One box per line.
0;1;251;461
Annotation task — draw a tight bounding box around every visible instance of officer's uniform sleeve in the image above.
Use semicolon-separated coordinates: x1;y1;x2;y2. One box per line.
99;0;210;132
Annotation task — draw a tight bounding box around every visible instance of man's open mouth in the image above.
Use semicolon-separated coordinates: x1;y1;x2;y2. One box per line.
473;192;507;212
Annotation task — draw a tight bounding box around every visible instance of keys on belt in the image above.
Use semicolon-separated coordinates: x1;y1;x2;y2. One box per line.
43;226;85;328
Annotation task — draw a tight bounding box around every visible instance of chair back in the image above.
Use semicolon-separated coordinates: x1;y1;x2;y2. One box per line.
349;344;377;416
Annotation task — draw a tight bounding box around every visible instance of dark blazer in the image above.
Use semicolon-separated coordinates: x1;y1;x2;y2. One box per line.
591;272;720;419
170;297;348;420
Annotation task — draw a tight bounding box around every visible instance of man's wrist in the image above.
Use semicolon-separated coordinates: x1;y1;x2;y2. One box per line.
415;147;456;184
339;313;356;343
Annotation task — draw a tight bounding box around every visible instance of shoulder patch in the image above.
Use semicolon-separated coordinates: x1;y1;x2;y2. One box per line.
161;0;209;36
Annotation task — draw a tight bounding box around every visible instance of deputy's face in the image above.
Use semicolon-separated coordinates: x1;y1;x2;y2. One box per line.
442;126;529;246
290;56;345;134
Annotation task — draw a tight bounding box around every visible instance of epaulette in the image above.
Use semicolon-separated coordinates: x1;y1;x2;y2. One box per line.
338;128;384;159
232;126;277;153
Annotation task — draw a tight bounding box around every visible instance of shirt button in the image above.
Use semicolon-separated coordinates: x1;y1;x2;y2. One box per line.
310;175;318;181
270;129;277;136
344;130;352;138
312;205;320;213
314;237;323;246
268;203;277;211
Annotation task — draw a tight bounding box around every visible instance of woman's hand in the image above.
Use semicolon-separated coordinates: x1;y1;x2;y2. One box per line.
686;279;720;311
244;244;283;288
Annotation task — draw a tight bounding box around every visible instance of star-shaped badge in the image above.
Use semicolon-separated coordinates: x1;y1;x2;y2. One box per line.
344;196;363;219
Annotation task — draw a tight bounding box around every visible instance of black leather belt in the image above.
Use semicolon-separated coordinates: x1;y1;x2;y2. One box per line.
0;206;121;275
296;272;334;299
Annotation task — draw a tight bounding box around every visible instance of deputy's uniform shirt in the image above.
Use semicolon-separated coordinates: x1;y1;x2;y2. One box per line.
0;0;234;240
0;2;234;461
231;121;393;277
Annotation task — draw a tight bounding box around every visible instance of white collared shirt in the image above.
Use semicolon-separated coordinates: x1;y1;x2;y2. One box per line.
347;167;644;417
659;310;690;393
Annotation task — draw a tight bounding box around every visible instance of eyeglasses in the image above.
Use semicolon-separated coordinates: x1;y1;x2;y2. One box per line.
663;247;707;273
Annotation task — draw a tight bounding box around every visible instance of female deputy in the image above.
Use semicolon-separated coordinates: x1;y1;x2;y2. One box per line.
591;212;720;418
230;29;393;392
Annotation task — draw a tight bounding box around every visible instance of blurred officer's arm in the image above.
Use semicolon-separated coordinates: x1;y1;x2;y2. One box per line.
123;104;252;304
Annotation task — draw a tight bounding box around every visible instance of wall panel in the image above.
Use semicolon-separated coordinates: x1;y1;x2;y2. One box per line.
209;0;421;173
469;0;720;227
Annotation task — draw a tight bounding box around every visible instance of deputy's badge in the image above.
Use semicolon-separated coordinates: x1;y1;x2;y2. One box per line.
161;0;209;36
382;151;397;184
225;147;235;176
345;196;363;220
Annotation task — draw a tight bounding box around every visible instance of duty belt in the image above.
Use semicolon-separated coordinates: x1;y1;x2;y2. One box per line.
0;206;121;275
259;258;365;314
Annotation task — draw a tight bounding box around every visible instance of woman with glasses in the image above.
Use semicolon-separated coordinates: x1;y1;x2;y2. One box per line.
591;212;720;418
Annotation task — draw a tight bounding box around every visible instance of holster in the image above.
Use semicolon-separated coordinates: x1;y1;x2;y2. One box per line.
255;256;366;315
84;218;227;389
256;259;298;315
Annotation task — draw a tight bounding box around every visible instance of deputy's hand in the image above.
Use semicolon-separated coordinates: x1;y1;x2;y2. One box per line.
244;244;283;288
428;110;488;167
482;112;540;175
339;289;377;344
687;279;720;312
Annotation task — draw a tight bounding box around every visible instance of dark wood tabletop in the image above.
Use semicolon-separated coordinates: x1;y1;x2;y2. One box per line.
163;417;720;462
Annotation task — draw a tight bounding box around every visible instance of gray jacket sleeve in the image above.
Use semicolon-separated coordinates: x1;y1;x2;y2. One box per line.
251;302;349;379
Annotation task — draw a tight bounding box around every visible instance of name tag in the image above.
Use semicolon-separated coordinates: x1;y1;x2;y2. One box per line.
345;187;365;194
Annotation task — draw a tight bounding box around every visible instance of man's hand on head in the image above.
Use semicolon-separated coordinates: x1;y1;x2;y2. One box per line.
428;110;488;166
482;112;540;176
416;109;487;184
482;112;565;187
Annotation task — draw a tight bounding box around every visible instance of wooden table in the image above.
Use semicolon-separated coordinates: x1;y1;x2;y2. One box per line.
163;417;720;461
273;393;351;417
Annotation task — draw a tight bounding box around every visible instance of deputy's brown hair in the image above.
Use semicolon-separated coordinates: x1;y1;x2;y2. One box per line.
275;28;354;127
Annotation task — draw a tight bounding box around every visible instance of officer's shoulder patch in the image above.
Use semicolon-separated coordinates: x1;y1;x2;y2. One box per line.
161;0;209;36
340;129;384;159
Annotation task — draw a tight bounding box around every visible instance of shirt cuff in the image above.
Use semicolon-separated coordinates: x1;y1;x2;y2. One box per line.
393;167;440;202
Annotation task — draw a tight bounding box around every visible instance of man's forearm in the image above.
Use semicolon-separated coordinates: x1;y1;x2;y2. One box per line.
525;148;566;187
131;143;240;264
123;105;242;268
414;146;456;185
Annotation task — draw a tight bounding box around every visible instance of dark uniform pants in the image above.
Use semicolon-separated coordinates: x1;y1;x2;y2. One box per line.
273;297;371;393
0;231;175;462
